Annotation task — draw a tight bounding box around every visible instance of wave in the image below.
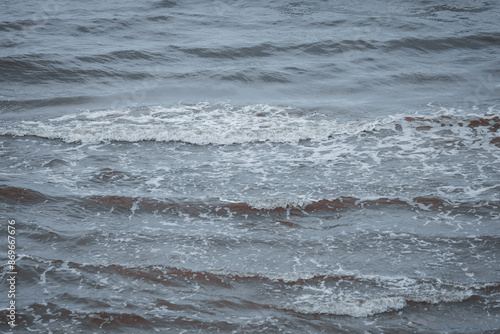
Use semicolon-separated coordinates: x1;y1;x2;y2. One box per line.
50;194;500;216
19;255;500;291
0;53;158;84
2;184;498;215
73;193;500;216
4;30;498;86
0;56;65;83
16;254;493;287
282;291;474;317
0;302;254;332
383;33;500;52
426;4;494;14
0;95;98;112
75;50;168;64
246;196;500;216
0;104;395;144
169;32;500;59
214;70;292;83
16;255;498;318
0;185;47;204
0;19;38;32
1;104;498;145
172;43;275;59
0;303;153;330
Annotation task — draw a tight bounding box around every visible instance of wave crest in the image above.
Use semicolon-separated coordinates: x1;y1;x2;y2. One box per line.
0;103;392;144
284;290;474;317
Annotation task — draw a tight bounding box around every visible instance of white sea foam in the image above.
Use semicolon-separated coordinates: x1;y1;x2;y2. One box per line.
286;295;408;317
0;104;393;145
206;268;476;317
285;289;473;317
246;198;311;210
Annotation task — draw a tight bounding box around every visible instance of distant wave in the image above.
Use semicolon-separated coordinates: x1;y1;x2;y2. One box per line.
171;32;500;58
3;31;499;87
0;95;98;112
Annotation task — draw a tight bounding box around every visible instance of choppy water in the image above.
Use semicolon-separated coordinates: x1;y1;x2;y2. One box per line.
1;1;500;333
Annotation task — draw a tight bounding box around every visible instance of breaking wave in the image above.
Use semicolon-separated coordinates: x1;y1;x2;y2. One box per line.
0;103;394;144
1;104;498;146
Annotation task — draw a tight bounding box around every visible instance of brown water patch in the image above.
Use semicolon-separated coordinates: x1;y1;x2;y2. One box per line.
490;137;500;147
413;197;445;209
489;116;500;132
476;283;500;294
304;197;358;212
275;220;300;228
404;117;435;123
468;118;490;127
88;195;138;211
0;185;47;204
206;299;269;311
403;115;500;132
78;262;233;288
82;312;151;329
84;194;497;218
223;202;265;214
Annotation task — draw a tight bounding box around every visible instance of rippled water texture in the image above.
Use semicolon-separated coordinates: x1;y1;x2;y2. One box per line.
1;0;499;333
